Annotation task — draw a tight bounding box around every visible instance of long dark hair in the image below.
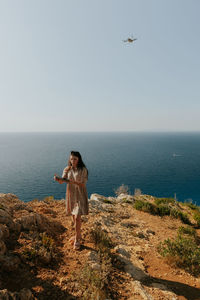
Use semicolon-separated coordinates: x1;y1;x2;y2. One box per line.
68;151;88;174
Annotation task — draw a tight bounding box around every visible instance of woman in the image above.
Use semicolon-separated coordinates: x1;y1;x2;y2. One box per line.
54;151;88;250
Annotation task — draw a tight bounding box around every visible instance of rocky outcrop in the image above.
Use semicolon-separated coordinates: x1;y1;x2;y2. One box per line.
0;192;199;299
88;193;180;299
0;193;65;299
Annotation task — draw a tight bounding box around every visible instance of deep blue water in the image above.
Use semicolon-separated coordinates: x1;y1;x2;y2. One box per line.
0;132;200;205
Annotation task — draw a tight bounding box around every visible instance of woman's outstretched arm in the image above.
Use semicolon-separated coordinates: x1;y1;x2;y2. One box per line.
54;174;69;184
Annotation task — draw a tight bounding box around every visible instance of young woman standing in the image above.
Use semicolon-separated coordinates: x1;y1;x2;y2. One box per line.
54;151;88;250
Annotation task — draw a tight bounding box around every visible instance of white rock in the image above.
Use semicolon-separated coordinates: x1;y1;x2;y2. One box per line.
116;194;135;203
87;250;100;263
114;245;131;258
87;250;101;271
91;263;101;271
90;194;106;201
107;196;116;201
150;283;178;299
132;281;154;300
89;200;106;212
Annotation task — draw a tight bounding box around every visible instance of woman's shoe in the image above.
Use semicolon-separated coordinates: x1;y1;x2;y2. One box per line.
69;236;75;245
73;240;81;250
69;235;82;245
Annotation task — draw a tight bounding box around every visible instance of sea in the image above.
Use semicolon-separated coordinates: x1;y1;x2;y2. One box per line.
0;132;200;205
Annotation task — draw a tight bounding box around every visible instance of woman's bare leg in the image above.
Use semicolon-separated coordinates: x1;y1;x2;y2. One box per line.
75;215;81;241
72;215;75;226
69;215;77;244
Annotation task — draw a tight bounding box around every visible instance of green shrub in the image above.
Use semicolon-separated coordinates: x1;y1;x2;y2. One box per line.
77;226;113;299
43;196;54;203
183;202;199;210
179;212;191;224
22;232;55;264
91;226;114;252
156;204;171;216
158;234;200;275
134;199;191;224
178;226;196;237
154;198;175;206
170;209;191;224
134;200;157;214
170;208;180;218
39;232;55;251
78;258;111;300
194;213;200;227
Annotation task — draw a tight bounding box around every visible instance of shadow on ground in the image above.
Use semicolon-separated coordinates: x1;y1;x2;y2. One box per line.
116;256;200;300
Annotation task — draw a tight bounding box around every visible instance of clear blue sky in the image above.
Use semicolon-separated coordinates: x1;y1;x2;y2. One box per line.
0;0;199;132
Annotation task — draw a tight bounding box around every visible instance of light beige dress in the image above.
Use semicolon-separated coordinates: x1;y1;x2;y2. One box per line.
62;166;88;216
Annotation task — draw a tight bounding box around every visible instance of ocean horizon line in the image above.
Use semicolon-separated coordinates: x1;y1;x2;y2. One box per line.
1;130;200;134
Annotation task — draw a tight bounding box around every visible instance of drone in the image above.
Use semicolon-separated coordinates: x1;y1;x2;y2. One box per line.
123;36;137;43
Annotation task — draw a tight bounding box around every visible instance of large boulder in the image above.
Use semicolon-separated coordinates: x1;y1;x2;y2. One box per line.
90;193;107;201
90;193;116;205
18;212;64;235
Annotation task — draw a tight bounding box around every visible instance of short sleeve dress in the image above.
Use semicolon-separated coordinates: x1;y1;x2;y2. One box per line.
62;166;89;216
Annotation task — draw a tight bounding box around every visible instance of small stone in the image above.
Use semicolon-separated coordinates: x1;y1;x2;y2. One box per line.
145;229;155;235
91;263;101;271
136;231;146;239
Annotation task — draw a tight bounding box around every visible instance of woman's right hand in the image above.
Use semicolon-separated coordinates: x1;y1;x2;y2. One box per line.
54;174;62;183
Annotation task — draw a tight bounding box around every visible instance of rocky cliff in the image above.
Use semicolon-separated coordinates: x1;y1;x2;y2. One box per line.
0;193;200;300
